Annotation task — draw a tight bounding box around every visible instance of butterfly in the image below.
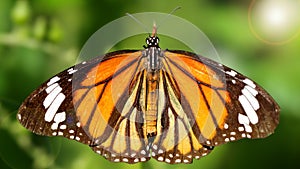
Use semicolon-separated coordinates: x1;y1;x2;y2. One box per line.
17;25;280;164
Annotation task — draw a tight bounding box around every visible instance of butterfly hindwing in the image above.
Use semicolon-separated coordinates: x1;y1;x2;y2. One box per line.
151;70;213;164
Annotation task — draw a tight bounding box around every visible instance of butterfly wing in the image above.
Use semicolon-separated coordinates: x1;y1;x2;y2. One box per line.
72;50;154;163
149;50;279;163
17;50;153;163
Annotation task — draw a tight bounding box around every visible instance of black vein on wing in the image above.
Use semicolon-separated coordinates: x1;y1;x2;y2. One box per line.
162;60;204;141
73;55;145;145
165;56;226;91
165;55;230;136
105;70;147;155
155;71;197;156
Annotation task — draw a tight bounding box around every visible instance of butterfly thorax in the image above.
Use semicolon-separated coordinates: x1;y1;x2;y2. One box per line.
144;36;161;72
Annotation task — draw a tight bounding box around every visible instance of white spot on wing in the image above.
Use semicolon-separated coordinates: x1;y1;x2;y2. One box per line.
67;68;77;74
239;95;259;124
226;70;237;77
224;123;229;129
43;85;62;109
242;87;260;110
54;112;66;123
45;83;59;94
245;85;258;96
175;159;181;163
243;78;256;88
51;123;58;130
238;113;253;133
238;113;249;125
238;126;244;131
183;159;189;163
44;93;66;122
158;156;163;161
60;124;67;129
245;125;253;133
17;114;21;120
47;76;60;86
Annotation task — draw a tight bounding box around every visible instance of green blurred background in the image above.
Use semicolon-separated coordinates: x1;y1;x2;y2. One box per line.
0;0;299;169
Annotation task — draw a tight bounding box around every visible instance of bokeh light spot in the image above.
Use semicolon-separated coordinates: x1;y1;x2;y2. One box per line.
248;0;300;45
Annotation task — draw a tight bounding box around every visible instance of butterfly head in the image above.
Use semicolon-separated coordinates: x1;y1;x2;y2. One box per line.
145;23;160;48
145;36;160;48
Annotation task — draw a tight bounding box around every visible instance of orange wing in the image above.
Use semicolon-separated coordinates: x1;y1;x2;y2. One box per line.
158;50;279;144
147;50;279;163
72;51;158;163
18;50;154;163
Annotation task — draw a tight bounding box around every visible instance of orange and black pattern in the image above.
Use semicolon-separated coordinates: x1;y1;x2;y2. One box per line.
17;30;280;164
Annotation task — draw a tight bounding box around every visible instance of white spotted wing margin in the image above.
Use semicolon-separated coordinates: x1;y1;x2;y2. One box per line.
17;65;92;145
211;66;280;144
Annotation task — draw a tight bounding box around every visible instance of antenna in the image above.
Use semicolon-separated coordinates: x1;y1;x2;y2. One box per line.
126;12;150;35
156;6;181;30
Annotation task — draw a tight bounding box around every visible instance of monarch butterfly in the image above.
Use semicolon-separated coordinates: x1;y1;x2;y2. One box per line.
17;25;279;164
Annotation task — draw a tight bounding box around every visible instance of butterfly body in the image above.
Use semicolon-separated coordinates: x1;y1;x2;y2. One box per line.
17;29;279;164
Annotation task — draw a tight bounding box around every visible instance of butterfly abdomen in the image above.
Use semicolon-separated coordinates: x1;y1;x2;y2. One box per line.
145;72;159;137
